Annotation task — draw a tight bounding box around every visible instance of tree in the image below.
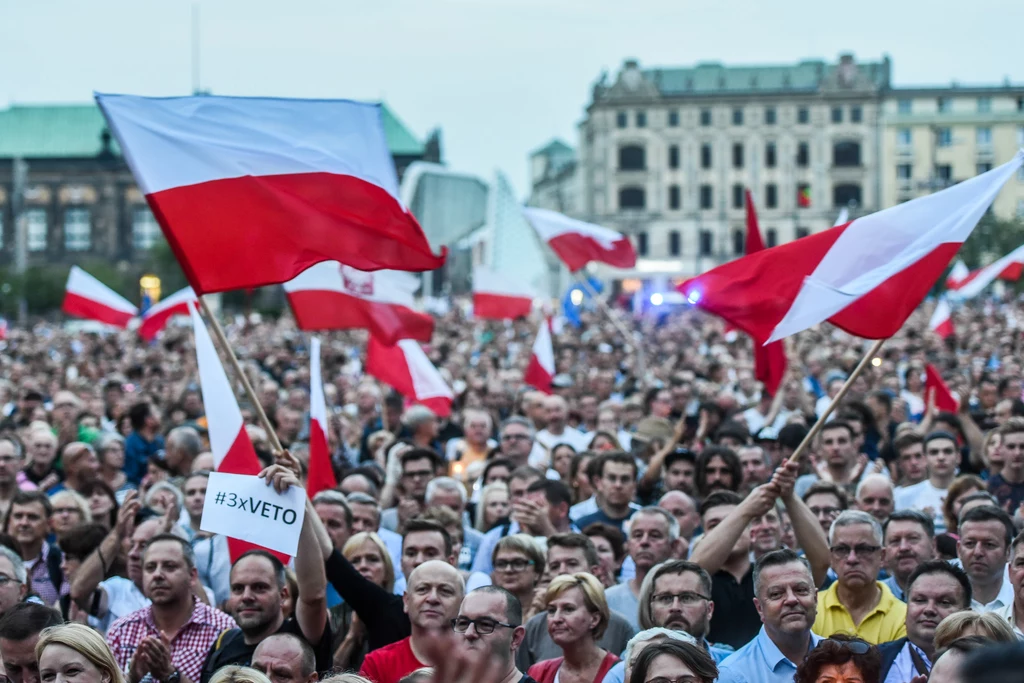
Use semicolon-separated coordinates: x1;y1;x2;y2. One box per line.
957;214;1024;269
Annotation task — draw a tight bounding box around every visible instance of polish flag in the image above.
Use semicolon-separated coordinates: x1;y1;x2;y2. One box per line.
743;191;788;396
679;152;1023;344
472;266;535;320
946;260;970;289
925;363;959;412
138;286;197;341
948;244;1024;299
365;337;453;417
524;319;556;394
524;207;637;272
284;262;433;345
62;266;138;328
96;94;446;295
929;298;955;339
190;304;287;562
307;337;337;497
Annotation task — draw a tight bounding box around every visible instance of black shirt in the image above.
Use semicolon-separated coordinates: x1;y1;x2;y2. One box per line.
200;617;332;683
707;565;760;649
324;547;410;650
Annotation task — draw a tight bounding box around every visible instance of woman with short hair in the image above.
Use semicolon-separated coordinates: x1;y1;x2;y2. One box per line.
36;623;126;683
793;635;880;683
627;639;718;683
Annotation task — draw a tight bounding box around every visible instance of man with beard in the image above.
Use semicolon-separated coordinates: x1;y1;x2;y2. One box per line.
738;446;772;494
716;549;822;683
604;508;682;630
637;560;732;661
882;510;937;601
106;535;235;683
450;587;530;683
877;561;971;683
694;447;741;498
359;560;465;683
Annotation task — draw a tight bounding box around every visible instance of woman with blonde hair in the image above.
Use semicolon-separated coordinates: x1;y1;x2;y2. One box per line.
331;531;395;671
527;573;619;683
207;666;272;683
35;623;125;683
475;482;510;532
932;610;1017;650
48;490;92;537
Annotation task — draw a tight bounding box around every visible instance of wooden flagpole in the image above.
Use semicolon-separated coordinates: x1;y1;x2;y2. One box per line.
573;273;647;380
786;337;886;464
198;295;285;454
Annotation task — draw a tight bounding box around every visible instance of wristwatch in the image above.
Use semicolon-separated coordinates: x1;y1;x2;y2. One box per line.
160;670;182;683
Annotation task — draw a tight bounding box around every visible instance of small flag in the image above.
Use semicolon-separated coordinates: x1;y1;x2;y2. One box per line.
472;266;535;320
523;319;555;394
929;298;955;339
62;266;138;328
925;363;959;413
524;207;637;272
365;337;453;417
307;337;337;498
138;286;197;341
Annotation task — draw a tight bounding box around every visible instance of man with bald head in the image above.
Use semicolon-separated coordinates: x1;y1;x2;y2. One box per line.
658;490;701;546
856;474;895;524
360;560;465;683
252;633;318;683
535;396;589;452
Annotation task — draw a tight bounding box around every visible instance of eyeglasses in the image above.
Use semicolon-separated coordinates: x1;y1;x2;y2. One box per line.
501;434;531;441
451;616;517;635
830;544;881;558
0;575;22;588
53;507;82;516
650;591;710;607
823;638;871;654
494;558;534;572
403;470;434;480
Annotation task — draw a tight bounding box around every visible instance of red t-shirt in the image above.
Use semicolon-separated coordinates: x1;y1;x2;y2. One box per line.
528;652;620;683
359;637;424;683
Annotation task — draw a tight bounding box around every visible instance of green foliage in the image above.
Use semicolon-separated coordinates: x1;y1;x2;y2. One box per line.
958;214;1024;269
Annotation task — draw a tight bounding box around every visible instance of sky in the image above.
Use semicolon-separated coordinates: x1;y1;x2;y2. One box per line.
2;0;1022;198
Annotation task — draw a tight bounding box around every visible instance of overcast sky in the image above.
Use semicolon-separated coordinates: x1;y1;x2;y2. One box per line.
2;0;1021;197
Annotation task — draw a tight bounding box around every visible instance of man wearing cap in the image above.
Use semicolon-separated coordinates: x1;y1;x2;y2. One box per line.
895;432;959;534
535;396;589;452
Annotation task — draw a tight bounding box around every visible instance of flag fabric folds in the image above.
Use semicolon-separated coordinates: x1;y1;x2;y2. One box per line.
929;298;955;339
307;337;337;497
524;319;555;394
284;262;433;345
62;266;138;328
365;337;453;417
138;286;197;341
524;207;637;272
948;244;1024;299
743;191;788;396
925;363;959;412
96;94;446;294
472;266;534;320
679;152;1023;344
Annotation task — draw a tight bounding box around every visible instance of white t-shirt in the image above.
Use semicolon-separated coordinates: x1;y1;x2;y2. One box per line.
895;480;949;533
536;427;591;453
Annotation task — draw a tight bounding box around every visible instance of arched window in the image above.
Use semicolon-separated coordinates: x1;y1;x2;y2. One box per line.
618;145;646;170
619;187;646;210
833;184;862;208
833;141;861;167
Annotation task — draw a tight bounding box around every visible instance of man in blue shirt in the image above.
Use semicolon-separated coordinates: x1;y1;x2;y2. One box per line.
124;401;164;485
576;452;639;534
716;549;822;683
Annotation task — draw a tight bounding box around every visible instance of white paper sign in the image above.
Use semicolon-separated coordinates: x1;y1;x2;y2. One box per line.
200;472;306;556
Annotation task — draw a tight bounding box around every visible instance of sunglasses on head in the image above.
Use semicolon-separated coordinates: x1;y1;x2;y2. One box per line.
823;638;870;655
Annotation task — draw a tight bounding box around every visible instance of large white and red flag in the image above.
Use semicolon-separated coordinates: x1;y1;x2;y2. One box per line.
472;266;535;320
283;262;434;345
929;298;955;339
679;152;1023;343
138;286;197;341
190;304;286;562
307;337;337;498
96;94;446;294
365;337;453;417
743;191;787;396
62;266;138;328
523;318;556;394
524;207;637;272
948;244;1024;299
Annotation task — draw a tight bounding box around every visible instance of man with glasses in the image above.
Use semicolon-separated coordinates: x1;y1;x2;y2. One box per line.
637;560;732;661
802;482;849;537
0;548;26;618
472;467;546;575
895;431;959;533
451;587;536;683
813;510;906;643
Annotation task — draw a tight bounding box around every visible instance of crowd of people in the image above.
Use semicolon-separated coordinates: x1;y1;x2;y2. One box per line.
1;295;1024;683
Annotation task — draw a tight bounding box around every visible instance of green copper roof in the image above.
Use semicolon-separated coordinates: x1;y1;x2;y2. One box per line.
0;101;423;159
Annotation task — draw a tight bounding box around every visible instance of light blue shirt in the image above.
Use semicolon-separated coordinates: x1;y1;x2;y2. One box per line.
603;640;732;683
716;626;823;683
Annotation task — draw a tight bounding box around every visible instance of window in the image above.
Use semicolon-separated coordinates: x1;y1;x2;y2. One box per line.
732;108;744;125
26;209;47;251
699;230;713;256
797;183;811;208
936;165;953;182
732;143;744;169
732;229;744;255
616;112;628;128
668;184;681;210
669;231;681;256
64;208;91;251
831;107;843;123
765;184;778;208
937;97;951;113
618;145;646;170
797;107;809;124
699;185;714;209
977;163;993;174
833;183;862;208
936;127;952;147
732;184;744;209
636;111;647;128
795;227;810;239
637;232;648;256
133;208;162;249
898;99;912;114
897;164;912;179
897;128;912;146
619;187;646;209
977;97;991;113
850;106;862;123
765;142;777;168
668;110;679;127
765;107;777;125
700;109;712;126
766;228;778;248
700;144;712;169
977;127;992;146
796;142;809;167
833;141;861;167
668;145;680;169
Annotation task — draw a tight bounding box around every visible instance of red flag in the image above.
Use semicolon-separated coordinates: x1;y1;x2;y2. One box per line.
948;244;1024;298
742;191;788;396
138;286;197;341
929;298;955;339
524;319;555;394
96;94;446;295
284;262;433;345
62;266;138;328
366;337;453;417
524;207;637;272
679;153;1022;343
925;363;959;413
472;266;535;320
191;304;288;563
307;337;337;497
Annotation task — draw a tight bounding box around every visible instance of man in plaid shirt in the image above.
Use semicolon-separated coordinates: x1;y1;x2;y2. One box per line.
107;534;236;683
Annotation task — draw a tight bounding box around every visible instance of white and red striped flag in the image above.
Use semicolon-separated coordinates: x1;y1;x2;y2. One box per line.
524;318;555;394
946;260;970;288
365;337;453;417
524;207;637;272
679;151;1023;343
96;94;446;294
307;337;337;497
190;303;287;562
948;244;1024;299
284;262;433;345
929;298;955;339
472;266;535;320
138;286;197;341
62;266;138;328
